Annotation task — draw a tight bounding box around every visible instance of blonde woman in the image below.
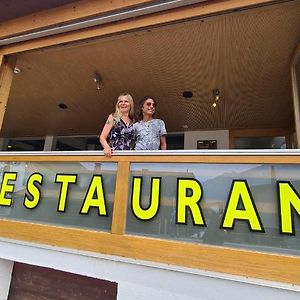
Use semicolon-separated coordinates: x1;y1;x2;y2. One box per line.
99;93;135;157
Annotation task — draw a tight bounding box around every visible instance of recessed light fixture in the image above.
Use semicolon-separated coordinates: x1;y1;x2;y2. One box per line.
7;145;12;148
13;66;22;74
182;91;193;99
58;103;68;109
213;88;220;101
93;72;103;90
212;88;221;108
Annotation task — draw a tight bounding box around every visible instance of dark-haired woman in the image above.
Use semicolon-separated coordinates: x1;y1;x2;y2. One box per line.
134;96;167;150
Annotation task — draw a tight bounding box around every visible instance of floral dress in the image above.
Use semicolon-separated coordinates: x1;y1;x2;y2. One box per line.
109;118;134;150
133;119;167;150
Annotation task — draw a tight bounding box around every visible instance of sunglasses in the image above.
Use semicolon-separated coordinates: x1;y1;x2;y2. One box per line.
145;102;156;107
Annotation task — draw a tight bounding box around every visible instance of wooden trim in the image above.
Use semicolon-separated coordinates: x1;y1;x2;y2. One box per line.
0;219;300;285
0;56;16;131
0;0;276;55
1;154;300;164
290;42;300;148
111;161;130;234
0;0;154;39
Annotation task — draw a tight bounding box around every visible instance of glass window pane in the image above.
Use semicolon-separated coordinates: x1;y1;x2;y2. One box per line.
56;136;102;151
126;163;300;256
0;162;116;231
7;139;45;151
235;136;286;149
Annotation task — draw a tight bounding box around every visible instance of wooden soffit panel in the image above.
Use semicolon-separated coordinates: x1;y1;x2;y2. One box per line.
0;0;299;137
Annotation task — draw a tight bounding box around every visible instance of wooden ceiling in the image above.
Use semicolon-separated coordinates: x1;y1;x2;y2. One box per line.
1;0;300;138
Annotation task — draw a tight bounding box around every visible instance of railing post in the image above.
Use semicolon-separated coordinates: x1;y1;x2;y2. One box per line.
111;161;130;234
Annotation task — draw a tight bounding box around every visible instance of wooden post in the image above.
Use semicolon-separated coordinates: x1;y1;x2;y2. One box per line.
111;161;130;234
291;43;300;148
0;55;16;132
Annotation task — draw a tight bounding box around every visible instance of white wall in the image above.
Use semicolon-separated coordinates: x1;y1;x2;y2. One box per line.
0;258;13;300
0;238;299;300
184;130;229;149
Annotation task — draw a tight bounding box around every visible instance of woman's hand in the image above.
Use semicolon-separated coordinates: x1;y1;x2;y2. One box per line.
103;146;113;157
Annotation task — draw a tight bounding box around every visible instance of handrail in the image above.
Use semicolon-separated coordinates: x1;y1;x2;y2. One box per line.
1;149;300;156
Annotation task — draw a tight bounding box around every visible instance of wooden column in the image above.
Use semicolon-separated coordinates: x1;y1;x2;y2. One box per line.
0;55;16;132
111;161;130;234
291;43;300;148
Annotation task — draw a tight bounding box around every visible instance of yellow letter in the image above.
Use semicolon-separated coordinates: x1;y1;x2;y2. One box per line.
0;172;17;206
55;174;77;212
24;173;43;209
278;181;300;235
80;175;107;215
131;177;160;220
176;178;205;225
221;180;264;232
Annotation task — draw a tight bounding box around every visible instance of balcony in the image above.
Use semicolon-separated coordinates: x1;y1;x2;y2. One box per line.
0;150;300;285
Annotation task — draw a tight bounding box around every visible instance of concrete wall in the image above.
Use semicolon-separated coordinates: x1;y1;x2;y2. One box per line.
184;130;229;149
0;258;13;300
0;238;299;300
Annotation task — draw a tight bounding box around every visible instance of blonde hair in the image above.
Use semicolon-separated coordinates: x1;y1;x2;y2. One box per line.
113;93;134;120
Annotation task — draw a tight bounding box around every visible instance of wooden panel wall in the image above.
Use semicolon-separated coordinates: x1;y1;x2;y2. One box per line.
8;262;117;300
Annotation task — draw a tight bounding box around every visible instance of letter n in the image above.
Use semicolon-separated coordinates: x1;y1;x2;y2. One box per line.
278;181;300;235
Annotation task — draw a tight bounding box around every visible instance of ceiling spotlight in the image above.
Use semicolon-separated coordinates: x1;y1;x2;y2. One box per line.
212;102;217;108
93;72;103;90
13;66;22;74
213;88;220;101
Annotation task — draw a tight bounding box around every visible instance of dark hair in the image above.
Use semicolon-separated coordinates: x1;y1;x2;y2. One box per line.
136;96;156;121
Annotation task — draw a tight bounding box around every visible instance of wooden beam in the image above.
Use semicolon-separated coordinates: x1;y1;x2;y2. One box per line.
0;219;300;285
0;0;276;55
0;0;155;39
0;55;16;131
111;161;130;234
291;42;300;148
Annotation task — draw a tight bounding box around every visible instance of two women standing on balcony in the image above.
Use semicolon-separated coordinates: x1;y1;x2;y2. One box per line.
99;93;135;157
100;94;167;157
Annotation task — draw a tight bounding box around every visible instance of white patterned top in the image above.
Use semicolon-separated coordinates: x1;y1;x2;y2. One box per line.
133;119;167;150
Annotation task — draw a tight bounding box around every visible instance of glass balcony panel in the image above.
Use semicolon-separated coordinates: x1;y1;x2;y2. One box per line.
0;161;116;231
126;163;300;256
